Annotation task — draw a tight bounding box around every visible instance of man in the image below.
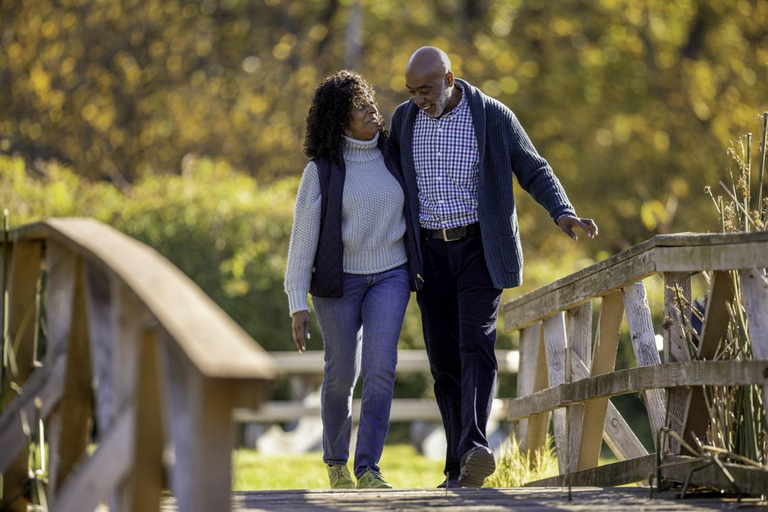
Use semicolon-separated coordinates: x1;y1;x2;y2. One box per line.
389;46;597;488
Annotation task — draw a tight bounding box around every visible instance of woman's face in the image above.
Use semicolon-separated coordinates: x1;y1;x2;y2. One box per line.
344;95;379;141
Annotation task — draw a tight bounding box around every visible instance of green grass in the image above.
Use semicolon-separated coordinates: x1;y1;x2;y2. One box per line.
233;444;446;490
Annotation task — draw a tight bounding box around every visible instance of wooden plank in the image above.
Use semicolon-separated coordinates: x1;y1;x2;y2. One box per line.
234;398;508;423
740;268;768;427
5;241;42;384
107;281;149;511
2;241;42;512
543;313;568;474
515;324;536;446
268;349;519;375
527;454;656;487
160;331;236;512
663;272;692;454
528;452;768;495
12;219;277;381
569;353;648;462
42;242;79;504
501;231;768;332
577;291;622;471
502;249;657;332
52;406;135;512
654;242;768;272
566;302;591;472
112;330;164;512
659;454;768;497
507;360;768;420
622;282;665;449
0;350;66;472
602;400;648;461
47;258;93;496
84;261;117;434
685;271;735;448
517;323;549;453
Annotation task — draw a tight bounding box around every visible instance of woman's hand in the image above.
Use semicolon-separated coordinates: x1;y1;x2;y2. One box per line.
291;310;311;353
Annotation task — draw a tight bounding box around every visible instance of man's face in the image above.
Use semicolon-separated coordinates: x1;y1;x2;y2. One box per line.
406;71;452;118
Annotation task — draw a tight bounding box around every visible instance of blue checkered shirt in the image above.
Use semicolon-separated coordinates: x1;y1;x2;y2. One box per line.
412;86;479;230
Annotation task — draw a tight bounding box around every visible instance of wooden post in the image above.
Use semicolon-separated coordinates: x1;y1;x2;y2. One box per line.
84;262;117;434
159;331;235;512
622;282;666;450
663;272;692;454
544;313;568;474
2;241;42;512
44;242;80;503
684;271;735;448
517;322;548;453
566;302;591;472
740;268;768;427
577;291;623;470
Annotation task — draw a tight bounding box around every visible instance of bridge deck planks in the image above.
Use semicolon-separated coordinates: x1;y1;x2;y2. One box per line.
158;487;762;511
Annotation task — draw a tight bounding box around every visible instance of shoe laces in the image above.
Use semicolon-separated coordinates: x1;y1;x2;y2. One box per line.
364;468;384;480
330;466;347;478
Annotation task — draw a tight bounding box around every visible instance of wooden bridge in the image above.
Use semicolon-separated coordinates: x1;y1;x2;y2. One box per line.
1;219;767;511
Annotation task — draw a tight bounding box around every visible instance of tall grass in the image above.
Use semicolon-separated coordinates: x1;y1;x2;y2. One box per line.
669;112;768;469
484;436;559;487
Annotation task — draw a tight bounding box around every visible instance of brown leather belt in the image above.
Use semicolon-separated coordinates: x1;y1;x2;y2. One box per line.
422;223;481;242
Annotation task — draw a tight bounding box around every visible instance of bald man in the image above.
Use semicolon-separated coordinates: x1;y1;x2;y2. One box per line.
389;47;597;488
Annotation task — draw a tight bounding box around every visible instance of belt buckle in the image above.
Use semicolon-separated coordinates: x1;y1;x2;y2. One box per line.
441;227;461;242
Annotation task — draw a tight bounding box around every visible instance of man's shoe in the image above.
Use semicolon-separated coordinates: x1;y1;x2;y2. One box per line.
327;464;355;489
457;446;495;488
437;478;460;489
356;469;393;489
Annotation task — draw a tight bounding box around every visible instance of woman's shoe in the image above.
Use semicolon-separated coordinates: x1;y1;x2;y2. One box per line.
356;469;393;489
327;464;356;489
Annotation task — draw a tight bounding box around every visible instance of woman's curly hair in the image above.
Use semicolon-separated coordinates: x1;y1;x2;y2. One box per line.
304;70;387;159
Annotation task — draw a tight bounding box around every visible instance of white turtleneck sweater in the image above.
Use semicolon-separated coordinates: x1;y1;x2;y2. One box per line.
284;132;408;315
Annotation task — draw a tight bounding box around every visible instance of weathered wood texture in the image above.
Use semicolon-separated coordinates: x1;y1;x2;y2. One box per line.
503;232;768;331
159;487;763;511
12;219;277;381
515;323;549;453
504;232;768;492
4;219;279;512
507;360;768;420
577;291;622;470
662;272;692;454
622;283;665;448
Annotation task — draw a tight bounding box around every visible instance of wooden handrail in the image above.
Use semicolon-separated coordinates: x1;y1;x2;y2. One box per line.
1;218;278;512
11;218;277;381
503;231;768;331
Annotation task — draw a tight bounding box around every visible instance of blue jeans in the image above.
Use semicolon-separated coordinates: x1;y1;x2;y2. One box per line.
313;264;410;478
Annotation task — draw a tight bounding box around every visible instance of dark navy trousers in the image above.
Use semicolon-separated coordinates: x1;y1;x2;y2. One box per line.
416;233;501;479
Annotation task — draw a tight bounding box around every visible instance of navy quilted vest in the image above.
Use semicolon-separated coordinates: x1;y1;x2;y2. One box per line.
309;136;423;298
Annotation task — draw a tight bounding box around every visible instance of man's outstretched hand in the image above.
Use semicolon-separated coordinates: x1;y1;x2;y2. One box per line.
558;215;598;241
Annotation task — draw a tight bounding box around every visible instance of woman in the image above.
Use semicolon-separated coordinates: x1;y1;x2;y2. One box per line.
284;71;422;490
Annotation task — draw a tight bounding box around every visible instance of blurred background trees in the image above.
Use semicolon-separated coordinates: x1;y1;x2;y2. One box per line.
2;0;767;358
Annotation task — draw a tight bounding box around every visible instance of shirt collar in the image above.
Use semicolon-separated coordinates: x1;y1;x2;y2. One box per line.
417;83;466;122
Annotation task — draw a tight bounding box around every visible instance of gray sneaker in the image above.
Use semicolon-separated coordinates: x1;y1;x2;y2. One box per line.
457;446;495;487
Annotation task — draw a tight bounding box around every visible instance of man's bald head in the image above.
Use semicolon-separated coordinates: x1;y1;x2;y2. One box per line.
404;46;459;118
406;46;452;77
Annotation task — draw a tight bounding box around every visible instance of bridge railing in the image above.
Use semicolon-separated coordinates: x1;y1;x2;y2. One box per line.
502;232;768;494
0;218;277;512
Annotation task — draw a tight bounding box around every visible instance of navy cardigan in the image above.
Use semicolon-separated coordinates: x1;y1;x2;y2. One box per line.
389;79;576;289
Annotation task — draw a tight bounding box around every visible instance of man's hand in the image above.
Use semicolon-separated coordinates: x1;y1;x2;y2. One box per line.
558;215;598;241
291;310;311;353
